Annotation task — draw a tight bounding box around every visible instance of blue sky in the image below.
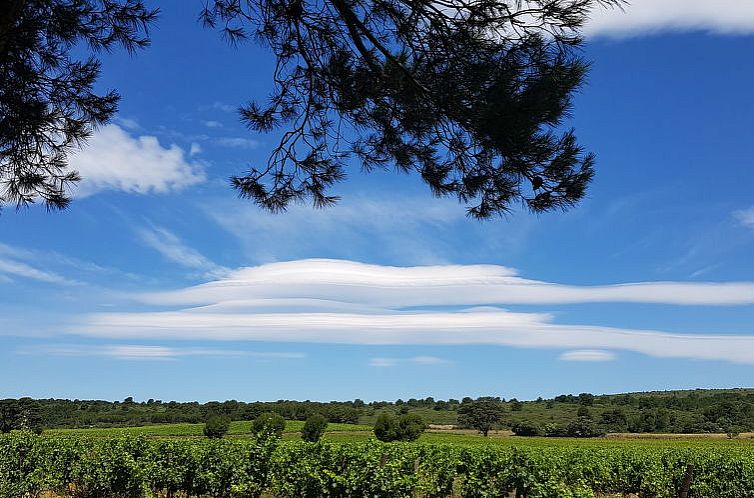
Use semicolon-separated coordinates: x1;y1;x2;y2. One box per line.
3;0;754;403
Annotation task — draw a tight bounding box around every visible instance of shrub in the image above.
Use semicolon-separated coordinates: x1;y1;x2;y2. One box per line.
252;412;286;437
511;422;543;437
203;415;230;439
301;414;328;442
373;413;425;442
565;417;605;438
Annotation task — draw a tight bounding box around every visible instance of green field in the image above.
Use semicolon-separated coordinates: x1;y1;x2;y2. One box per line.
45;420;374;438
6;429;754;498
45;420;754;450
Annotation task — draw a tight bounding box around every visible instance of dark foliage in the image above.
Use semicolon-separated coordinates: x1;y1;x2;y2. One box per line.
203;414;231;438
565;416;605;438
251;411;286;437
301;413;328;442
511;421;542;437
0;398;42;433
0;0;157;211
457;397;505;436
202;0;623;218
373;412;425;441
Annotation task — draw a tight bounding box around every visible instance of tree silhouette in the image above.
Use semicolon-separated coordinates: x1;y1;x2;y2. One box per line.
202;0;623;218
0;0;157;211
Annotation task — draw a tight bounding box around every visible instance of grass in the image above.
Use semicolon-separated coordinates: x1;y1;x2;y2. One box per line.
47;421;754;449
45;420;373;439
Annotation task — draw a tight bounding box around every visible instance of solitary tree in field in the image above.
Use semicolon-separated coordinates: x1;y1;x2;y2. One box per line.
457;398;505;436
251;412;286;437
203;414;231;438
373;412;425;441
301;413;328;442
0;0;157;211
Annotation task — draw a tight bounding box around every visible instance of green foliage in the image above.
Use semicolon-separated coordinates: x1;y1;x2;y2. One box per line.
0;0;157;211
251;412;286;438
512;422;543;437
458;398;505;436
7;432;754;498
566;417;606;438
373;413;426;442
301;414;327;443
203;415;231;439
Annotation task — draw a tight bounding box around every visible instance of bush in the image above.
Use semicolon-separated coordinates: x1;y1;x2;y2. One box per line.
301;414;328;442
565;417;605;438
511;422;543;437
203;415;230;439
252;412;286;437
373;413;425;442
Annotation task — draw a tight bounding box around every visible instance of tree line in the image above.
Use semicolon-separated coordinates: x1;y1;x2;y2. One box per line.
3;388;754;436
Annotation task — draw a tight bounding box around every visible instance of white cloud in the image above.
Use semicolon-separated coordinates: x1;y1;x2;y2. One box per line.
136;225;229;277
69;124;205;196
411;356;452;365
559;350;617;362
206;195;508;264
203;120;223;128
369;356;451;367
18;344;305;361
369;357;398;367
67;259;754;365
214;137;260;149
734;207;754;228
586;0;754;37
0;258;72;285
136;259;754;308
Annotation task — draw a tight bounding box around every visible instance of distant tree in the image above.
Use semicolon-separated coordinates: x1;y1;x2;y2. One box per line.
509;400;523;412
600;408;627;430
395;413;426;441
398;405;410;415
566;417;605;438
373;413;395;442
0;0;157;211
544;423;568;437
203;414;231;439
202;0;622;218
511;422;543;437
578;393;595;406
457;398;505;437
0;399;20;433
301;413;328;442
251;412;286;437
576;406;591;418
373;413;425;442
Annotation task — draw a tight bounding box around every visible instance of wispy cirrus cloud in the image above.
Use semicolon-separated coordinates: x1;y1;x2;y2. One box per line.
17;344;305;361
136;225;229;278
68;259;754;365
734;207;754;228
559;350;617;362
587;0;754;38
0;257;72;285
369;356;452;368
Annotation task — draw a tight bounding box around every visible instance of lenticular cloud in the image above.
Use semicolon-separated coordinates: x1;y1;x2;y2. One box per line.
72;259;754;364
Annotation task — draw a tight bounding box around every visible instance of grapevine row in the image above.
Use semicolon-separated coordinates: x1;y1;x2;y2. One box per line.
2;431;754;497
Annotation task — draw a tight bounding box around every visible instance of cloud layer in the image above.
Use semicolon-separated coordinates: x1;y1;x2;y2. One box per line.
70;125;205;196
68;259;754;364
587;0;754;37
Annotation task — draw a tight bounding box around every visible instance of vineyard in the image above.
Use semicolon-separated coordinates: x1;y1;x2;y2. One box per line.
3;431;754;498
